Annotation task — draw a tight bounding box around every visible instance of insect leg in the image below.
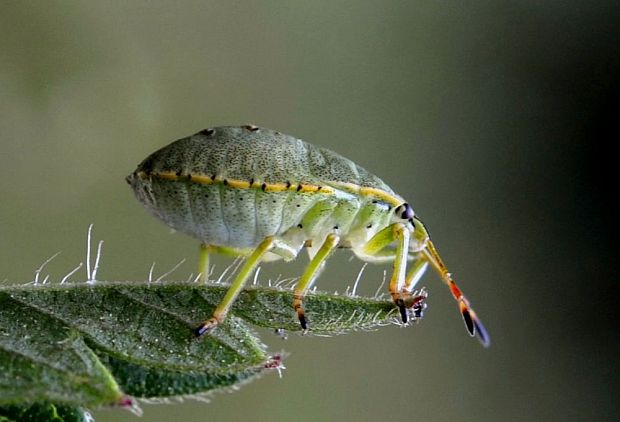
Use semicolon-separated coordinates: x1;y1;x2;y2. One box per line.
198;243;210;283
292;233;340;330
361;223;411;323
194;236;277;337
400;256;429;320
403;255;428;292
198;244;258;283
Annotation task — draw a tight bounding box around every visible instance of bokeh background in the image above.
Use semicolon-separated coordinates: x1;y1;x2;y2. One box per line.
1;1;618;421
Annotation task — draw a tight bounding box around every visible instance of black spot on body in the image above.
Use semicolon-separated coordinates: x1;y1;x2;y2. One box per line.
198;128;215;136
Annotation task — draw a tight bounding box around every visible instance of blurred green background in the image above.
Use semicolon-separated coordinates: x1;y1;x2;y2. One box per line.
1;1;618;421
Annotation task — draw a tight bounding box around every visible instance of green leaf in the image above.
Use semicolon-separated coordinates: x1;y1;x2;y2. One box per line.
0;403;91;422
0;281;409;415
0;292;122;408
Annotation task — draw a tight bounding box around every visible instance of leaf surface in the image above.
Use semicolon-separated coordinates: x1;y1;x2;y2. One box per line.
0;281;407;415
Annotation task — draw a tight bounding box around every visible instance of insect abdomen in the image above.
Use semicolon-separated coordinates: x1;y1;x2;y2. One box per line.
127;125;399;248
130;173;337;248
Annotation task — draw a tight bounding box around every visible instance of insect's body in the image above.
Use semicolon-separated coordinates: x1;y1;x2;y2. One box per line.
129;127;406;257
127;125;490;346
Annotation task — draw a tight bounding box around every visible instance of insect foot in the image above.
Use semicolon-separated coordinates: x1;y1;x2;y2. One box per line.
395;298;409;324
394;290;428;324
194;317;220;338
404;291;428;321
293;294;309;330
298;311;308;331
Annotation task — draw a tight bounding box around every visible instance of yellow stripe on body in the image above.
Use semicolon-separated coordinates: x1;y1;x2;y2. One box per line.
191;173;217;184
145;171;336;196
298;184;334;194
328;181;404;207
145;172;397;205
146;171;178;181
225;179;251;189
261;182;289;192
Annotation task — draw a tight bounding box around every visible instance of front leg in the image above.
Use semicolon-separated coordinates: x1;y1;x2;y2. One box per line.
361;223;412;323
400;255;429;319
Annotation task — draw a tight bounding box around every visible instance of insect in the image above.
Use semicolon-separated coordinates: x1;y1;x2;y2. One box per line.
126;125;490;347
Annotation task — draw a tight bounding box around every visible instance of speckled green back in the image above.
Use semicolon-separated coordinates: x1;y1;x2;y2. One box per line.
135;126;395;193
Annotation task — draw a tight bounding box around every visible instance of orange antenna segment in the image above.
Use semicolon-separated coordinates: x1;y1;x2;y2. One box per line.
423;240;490;347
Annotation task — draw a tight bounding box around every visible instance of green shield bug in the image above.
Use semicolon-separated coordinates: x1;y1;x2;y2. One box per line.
126;125;490;347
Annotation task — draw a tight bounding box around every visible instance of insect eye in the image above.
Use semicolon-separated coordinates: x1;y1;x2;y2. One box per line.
396;203;414;220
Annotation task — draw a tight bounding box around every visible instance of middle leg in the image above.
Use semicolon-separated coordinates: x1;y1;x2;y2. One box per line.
292;233;340;330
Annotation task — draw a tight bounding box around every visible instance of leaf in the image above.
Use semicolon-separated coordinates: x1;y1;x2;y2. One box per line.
232;284;400;332
0;403;91;422
0;281;411;415
0;292;122;408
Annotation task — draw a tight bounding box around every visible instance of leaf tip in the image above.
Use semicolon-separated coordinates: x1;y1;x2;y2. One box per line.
115;395;142;417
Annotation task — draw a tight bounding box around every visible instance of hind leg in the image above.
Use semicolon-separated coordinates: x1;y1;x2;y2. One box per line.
198;243;211;283
194;236;300;337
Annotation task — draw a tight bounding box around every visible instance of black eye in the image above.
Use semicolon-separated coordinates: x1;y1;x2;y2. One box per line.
397;203;414;220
